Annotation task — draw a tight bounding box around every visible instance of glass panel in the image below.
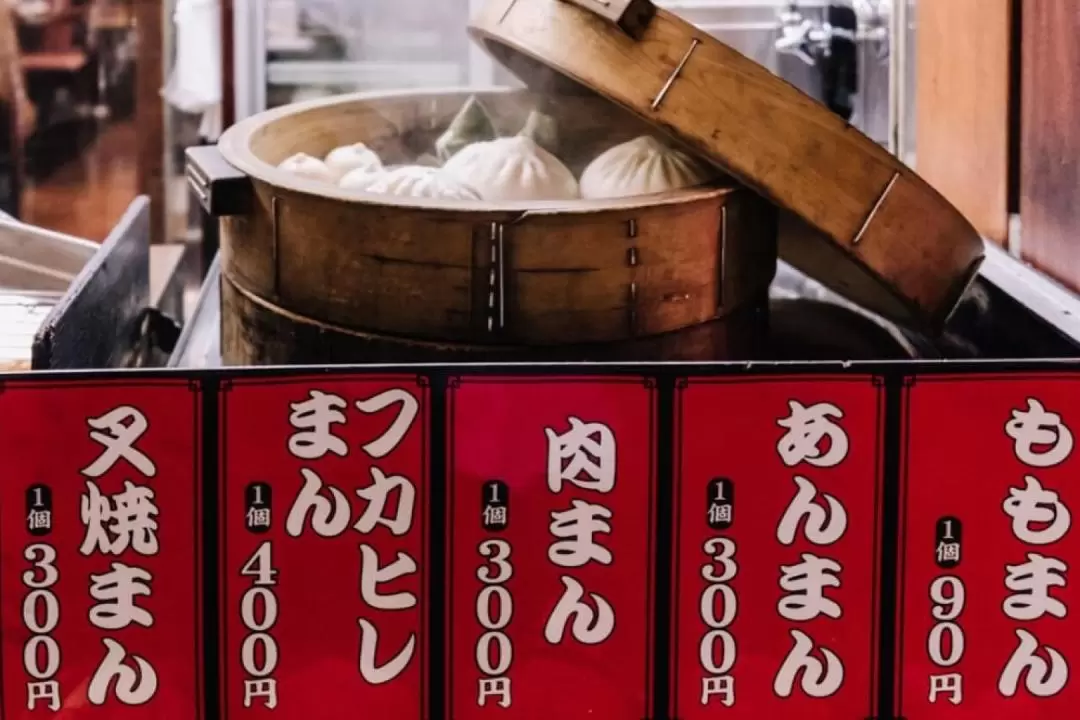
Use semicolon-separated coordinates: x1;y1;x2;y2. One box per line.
658;1;899;151
903;0;917;165
164;0;207;246
243;0;912;159
262;0;473;109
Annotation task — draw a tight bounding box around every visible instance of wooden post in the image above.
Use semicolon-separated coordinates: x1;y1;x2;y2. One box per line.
135;0;165;244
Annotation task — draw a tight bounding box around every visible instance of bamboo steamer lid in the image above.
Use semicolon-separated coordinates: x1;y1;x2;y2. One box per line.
468;0;986;332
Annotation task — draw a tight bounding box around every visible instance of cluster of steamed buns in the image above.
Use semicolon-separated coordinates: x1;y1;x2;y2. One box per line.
275;96;717;202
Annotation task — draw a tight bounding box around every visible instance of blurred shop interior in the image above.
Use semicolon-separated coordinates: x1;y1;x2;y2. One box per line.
1;0;1079;369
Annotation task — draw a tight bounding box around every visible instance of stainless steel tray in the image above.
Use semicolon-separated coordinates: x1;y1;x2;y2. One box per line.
0;291;61;370
0;214;98;293
0;213;98;367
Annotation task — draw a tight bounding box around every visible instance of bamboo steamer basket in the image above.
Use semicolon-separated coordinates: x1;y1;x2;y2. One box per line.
213;86;778;364
468;0;986;332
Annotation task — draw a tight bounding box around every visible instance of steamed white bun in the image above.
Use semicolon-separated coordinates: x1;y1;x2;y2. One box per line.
338;166;387;190
324;143;383;179
580;135;715;199
342;165;481;201
442;136;578;202
277;153;335;183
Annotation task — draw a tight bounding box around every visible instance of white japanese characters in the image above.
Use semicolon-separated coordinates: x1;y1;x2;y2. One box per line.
999;397;1072;700
1003;477;1071;546
89;563;154;629
772;400;848;700
926;575;967;705
698;537;738;707
82;406;158;479
240;541;281;709
475;539;514;708
81;481;160;556
27;486;51;533
546;417;616;494
773;629;844;698
776;477;847;548
776;401;849;469
544;417;618;648
778;554;842;621
22;543;61;711
282;387;422;697
548;501;613;568
1006;398;1074;469
80;406;160;708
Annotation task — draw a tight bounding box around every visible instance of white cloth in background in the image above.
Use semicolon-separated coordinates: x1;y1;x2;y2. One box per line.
198;103;222;142
162;0;222;140
11;0;51;23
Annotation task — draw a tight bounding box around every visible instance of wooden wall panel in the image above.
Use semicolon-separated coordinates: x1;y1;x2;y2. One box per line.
1021;0;1080;291
221;0;234;127
916;0;1012;245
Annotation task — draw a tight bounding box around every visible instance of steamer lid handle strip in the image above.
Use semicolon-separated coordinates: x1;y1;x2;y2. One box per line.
471;0;986;332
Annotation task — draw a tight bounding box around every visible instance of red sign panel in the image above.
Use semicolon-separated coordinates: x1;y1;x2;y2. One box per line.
672;375;883;719
220;375;429;720
447;376;656;720
898;373;1080;717
0;379;203;720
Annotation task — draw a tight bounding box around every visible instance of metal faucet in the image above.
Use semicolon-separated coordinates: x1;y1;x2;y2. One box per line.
775;1;890;67
775;3;831;66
